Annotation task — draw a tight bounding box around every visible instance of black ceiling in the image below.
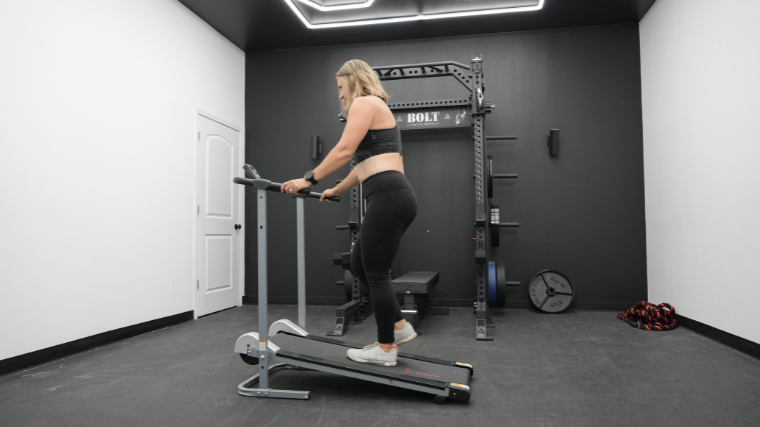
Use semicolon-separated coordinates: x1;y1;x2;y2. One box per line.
177;0;657;52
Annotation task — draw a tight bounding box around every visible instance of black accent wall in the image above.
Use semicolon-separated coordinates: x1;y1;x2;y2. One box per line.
244;24;646;310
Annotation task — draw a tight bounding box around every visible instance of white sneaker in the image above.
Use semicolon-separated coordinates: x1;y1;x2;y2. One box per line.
394;322;418;346
347;343;397;367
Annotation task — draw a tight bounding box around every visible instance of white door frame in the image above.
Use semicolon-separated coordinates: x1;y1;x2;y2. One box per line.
193;108;245;318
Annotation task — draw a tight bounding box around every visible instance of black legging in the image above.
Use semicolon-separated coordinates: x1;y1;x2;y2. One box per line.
350;170;418;344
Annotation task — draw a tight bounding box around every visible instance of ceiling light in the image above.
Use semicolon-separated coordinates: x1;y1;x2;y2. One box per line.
284;0;545;29
296;0;374;12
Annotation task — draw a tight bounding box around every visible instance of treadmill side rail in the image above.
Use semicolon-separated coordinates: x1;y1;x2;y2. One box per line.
398;352;476;376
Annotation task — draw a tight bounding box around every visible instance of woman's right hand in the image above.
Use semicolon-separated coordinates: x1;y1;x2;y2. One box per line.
319;187;340;202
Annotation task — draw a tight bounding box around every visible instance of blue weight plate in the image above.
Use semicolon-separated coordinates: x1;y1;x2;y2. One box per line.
488;261;497;306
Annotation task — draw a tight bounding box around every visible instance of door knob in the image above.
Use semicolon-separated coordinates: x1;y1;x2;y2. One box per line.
234;224;242;230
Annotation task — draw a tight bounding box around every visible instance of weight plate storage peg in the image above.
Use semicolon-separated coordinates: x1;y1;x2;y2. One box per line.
528;270;574;313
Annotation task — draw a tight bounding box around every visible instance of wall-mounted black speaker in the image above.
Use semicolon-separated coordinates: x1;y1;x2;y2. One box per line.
548;129;559;156
311;136;322;159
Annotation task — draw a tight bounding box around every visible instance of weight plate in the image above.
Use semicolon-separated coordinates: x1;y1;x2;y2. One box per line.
490;223;499;247
496;262;507;306
528;270;574;313
344;270;354;302
488;155;494;199
487;262;497;306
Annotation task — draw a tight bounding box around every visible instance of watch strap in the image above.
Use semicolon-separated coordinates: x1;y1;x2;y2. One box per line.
304;170;318;185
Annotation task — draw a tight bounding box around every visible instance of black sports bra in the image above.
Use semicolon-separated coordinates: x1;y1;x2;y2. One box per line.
352;124;403;164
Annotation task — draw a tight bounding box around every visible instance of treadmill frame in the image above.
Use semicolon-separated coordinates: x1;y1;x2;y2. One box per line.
235;321;472;401
233;179;473;402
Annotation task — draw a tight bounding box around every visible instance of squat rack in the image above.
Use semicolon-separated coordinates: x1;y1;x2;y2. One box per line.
331;56;519;341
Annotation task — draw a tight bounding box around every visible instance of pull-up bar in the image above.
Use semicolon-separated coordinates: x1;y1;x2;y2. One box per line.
372;61;471;72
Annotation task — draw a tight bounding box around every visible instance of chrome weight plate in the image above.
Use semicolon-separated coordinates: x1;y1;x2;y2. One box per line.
528;270;574;313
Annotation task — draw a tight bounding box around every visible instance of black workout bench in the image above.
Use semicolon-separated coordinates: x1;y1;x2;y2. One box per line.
391;271;449;330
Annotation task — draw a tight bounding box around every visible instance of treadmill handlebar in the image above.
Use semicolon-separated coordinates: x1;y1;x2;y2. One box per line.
233;177;340;202
243;164;261;179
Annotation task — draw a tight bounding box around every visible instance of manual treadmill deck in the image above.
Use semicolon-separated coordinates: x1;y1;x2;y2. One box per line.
269;333;473;401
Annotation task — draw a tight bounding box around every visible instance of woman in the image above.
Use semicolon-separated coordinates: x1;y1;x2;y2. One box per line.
280;59;418;367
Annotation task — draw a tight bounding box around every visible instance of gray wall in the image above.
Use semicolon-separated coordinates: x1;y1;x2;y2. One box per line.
244;23;646;310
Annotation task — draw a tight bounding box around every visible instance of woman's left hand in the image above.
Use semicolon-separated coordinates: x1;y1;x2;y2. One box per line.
280;178;312;195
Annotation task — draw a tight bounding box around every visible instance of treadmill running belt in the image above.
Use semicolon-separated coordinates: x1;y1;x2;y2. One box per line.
270;334;472;388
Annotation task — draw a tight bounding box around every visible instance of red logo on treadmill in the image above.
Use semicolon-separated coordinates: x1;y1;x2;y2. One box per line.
405;368;440;378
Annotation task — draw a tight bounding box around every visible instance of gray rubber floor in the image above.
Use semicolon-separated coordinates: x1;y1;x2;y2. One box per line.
1;306;759;427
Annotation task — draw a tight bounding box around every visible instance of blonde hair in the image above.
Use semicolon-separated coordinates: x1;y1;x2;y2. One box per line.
336;59;389;116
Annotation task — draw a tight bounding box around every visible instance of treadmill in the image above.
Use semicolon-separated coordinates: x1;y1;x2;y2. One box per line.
233;165;473;404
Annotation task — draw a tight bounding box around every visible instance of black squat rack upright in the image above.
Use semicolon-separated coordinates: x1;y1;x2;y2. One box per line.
330;56;520;341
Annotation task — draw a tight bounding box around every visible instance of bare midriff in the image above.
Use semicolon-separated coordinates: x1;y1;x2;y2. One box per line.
355;153;405;182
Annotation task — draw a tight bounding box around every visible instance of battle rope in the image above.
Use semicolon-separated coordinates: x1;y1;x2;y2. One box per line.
618;301;678;331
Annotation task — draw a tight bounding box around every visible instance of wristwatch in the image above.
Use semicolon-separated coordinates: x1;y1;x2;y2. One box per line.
304;170;318;185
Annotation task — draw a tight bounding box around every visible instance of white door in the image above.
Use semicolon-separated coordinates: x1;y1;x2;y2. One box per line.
195;113;241;317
